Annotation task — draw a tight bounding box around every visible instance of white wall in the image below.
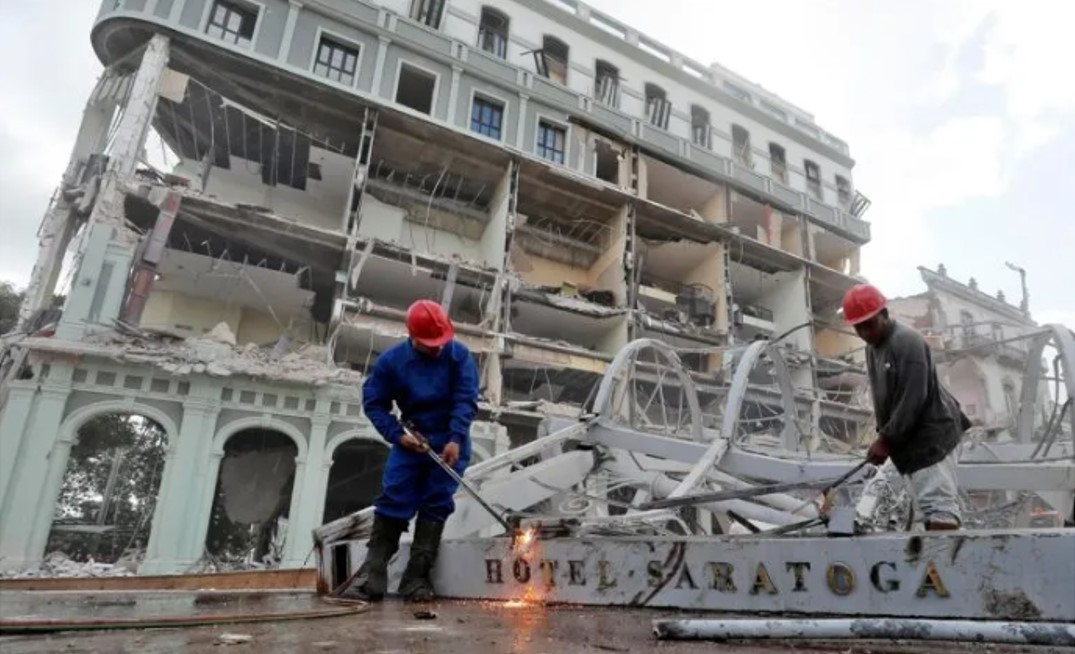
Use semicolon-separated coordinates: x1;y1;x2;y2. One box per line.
756;267;812;388
175;147;354;232
358;194;490;265
438;0;853;199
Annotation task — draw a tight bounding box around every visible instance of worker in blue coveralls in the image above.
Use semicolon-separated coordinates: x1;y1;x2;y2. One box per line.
344;299;479;603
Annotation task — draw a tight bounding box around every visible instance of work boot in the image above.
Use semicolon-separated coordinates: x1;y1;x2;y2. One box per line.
398;520;445;603
335;514;407;601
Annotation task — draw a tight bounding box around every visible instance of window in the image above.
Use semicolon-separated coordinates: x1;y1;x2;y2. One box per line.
690;105;711;149
991;322;1004;341
535;36;569;85
410;0;445;28
478;7;509;59
395;64;436;114
313;36;359;86
644;83;670;130
470;96;504;140
536;121;566;164
1003;381;1017;418
804;159;822;199
594;59;619;108
732;125;752;167
723;81;751;103
835;175;851;206
206;0;257;47
960;310;975;338
769;143;787;183
760;99;787;121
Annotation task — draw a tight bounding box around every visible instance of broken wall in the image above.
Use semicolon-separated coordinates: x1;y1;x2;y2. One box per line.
357;195;490;266
814;326;861;362
173;149;353;233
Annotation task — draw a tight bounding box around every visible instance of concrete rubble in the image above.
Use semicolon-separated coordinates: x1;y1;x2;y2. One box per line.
0;551;136;579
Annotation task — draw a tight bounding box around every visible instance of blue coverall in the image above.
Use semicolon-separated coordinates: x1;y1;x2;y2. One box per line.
362;339;480;523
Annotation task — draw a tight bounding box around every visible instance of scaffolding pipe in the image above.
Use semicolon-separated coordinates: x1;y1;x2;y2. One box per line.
652;618;1075;647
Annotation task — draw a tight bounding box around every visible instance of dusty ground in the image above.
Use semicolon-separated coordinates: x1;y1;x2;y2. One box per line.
0;591;1067;653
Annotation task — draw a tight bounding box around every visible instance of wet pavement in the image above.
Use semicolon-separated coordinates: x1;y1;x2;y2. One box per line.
0;591;1067;653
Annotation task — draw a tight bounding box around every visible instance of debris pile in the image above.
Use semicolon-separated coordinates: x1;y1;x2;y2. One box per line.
0;551;136;579
63;321;367;388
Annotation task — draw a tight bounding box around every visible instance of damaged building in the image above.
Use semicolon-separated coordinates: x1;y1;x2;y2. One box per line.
0;0;871;574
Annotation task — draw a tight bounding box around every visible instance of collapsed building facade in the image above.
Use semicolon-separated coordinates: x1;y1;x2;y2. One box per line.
0;0;877;574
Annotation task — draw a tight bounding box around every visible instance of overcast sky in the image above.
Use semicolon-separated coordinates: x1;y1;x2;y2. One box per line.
1;1;1072;328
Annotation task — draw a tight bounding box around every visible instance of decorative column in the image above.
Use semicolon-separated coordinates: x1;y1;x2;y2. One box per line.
281;404;333;567
0;365;74;569
141;391;221;574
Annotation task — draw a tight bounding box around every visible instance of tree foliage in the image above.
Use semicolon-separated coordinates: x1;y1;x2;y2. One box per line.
49;413;167;562
0;281;22;335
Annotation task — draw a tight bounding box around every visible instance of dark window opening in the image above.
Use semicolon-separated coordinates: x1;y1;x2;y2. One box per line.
206;0;257;47
537;121;566;164
410;0;445;28
595;140;619;184
535;36;569;85
313;36;359;86
595;59;620;108
645;83;670;130
732;124;752;167
804;159;822;199
769;143;787;183
396;64;436;115
835;175;851;206
478;7;509;59
470;95;504;140
690;105;711;149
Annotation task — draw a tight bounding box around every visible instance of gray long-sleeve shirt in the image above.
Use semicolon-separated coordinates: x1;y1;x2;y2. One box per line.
866;320;965;474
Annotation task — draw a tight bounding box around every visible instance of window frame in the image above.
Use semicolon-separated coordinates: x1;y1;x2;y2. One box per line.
469;92;507;142
392;59;441;116
201;0;264;49
594;59;620;109
309;29;364;88
690;104;711;149
410;0;446;29
835;174;852;205
477;6;510;60
731;124;752;167
768;143;787;184
535;116;569;165
644;83;671;130
804;159;822;199
535;36;570;86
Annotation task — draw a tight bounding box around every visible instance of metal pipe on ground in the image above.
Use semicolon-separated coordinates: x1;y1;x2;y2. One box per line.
652;618;1075;647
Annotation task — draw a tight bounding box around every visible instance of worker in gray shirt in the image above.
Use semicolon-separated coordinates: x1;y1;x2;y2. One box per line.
843;283;969;530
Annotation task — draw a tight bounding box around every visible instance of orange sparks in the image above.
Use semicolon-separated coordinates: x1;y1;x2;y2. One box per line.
513;528;537;556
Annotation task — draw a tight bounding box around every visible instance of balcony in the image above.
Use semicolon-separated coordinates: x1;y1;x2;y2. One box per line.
92;0;870;244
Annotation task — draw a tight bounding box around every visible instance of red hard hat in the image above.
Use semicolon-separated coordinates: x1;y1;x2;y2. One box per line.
406;300;454;348
842;284;887;325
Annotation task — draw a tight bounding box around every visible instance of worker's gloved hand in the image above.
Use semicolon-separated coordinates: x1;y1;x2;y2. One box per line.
866;437;890;465
400;430;429;454
441;441;460;467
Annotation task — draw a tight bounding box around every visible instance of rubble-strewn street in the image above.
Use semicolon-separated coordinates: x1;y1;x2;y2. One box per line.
1;593;1072;654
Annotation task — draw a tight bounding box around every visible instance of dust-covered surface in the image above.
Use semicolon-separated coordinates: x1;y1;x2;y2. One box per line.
1;592;1070;654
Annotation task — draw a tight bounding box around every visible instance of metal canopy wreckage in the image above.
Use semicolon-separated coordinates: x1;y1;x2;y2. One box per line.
315;331;1075;623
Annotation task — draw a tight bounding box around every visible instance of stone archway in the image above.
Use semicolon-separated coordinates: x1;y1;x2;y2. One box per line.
204;427;300;568
322;433;389;524
46;410;169;569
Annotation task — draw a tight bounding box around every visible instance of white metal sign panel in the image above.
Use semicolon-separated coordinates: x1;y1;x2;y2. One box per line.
353;529;1075;621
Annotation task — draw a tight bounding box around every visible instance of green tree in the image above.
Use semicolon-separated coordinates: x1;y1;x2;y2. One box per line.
49;414;167;562
0;281;22;335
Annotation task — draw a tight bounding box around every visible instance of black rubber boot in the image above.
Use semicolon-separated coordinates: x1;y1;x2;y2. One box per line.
335;515;407;601
398;520;445;603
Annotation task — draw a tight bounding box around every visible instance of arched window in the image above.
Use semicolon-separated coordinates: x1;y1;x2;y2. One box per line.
477;7;509;59
690;104;711;148
535;36;569;85
644;83;670;129
594;59;619;107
